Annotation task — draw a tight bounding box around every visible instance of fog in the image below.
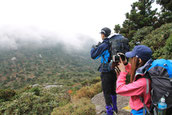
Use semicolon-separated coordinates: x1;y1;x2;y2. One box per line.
0;26;96;52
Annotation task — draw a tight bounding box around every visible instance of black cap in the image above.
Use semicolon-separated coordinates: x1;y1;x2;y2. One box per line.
100;27;111;37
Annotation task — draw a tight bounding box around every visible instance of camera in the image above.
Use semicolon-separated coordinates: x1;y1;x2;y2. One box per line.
111;53;127;69
112;53;126;63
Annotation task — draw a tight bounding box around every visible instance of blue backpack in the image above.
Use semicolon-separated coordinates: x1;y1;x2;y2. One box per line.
148;59;172;78
143;59;172;114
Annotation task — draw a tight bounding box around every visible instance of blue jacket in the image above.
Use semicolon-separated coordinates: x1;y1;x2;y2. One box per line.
90;38;111;72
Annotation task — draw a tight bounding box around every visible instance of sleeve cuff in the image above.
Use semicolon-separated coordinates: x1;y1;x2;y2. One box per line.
118;71;128;78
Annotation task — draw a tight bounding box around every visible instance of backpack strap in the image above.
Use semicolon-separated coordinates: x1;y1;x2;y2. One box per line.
136;73;151;115
135;75;150;94
139;77;151;115
146;78;149;94
139;96;151;115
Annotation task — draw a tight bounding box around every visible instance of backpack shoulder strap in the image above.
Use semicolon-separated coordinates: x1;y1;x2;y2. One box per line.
136;75;150;94
146;78;149;94
139;96;151;115
144;73;150;94
137;73;151;115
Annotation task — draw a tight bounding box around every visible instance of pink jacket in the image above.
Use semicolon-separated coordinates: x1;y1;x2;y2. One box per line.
116;63;151;111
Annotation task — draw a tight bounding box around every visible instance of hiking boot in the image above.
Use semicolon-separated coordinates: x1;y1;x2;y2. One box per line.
111;95;118;113
106;105;114;115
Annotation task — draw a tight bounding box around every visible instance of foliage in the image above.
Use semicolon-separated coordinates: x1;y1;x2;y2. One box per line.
154;0;172;27
73;82;101;100
0;76;101;114
51;81;102;115
0;89;16;102
51;98;96;115
27;87;41;96
0;44;99;89
141;23;172;59
163;34;172;59
129;26;154;48
115;0;158;39
0;86;70;115
156;0;172;11
114;24;121;33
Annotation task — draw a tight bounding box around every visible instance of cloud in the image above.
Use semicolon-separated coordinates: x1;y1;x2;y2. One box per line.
0;26;96;51
0;0;137;41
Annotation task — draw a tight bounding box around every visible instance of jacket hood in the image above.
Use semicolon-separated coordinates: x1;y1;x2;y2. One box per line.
135;59;153;78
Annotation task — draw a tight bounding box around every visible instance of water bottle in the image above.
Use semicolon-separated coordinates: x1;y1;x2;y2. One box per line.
158;96;167;115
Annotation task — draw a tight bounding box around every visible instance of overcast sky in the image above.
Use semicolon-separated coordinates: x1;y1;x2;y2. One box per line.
0;0;140;41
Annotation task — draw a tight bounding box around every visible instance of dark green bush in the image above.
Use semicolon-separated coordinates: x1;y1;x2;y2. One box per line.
0;87;70;115
0;89;16;102
141;23;172;59
163;34;172;59
28;87;41;96
129;26;153;49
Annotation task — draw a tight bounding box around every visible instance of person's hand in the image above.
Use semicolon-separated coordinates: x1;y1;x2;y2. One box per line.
122;57;128;65
118;57;127;73
92;42;102;49
96;42;101;46
92;45;96;49
114;66;120;76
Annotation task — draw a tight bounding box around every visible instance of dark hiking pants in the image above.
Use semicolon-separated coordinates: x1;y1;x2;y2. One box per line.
101;71;117;106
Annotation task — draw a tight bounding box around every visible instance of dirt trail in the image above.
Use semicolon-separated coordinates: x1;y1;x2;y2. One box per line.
91;92;131;115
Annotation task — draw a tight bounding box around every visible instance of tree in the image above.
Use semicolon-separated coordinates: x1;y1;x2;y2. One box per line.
114;0;158;39
156;0;172;11
114;24;121;33
155;0;172;26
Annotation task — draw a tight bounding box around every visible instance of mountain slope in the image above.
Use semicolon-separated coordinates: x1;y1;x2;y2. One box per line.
0;41;99;89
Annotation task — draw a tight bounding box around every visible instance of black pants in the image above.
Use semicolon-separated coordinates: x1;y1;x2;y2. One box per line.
101;71;117;106
166;107;172;115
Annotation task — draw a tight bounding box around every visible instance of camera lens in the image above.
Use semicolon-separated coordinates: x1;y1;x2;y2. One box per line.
113;55;120;62
120;54;125;61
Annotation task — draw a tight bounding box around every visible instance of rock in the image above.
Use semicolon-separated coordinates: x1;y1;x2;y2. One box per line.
32;84;40;87
91;92;106;114
44;85;63;89
39;54;42;58
91;92;131;115
11;57;16;61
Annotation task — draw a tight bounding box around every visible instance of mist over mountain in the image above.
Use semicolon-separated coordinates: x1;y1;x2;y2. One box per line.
0;26;96;52
0;27;99;89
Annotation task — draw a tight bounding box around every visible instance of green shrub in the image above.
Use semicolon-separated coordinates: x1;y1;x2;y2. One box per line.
28;87;41;96
0;87;70;115
73;82;101;99
51;98;96;115
141;23;172;59
163;34;172;59
129;26;153;49
0;89;16;102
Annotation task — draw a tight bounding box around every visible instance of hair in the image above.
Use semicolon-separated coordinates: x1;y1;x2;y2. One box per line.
129;57;147;82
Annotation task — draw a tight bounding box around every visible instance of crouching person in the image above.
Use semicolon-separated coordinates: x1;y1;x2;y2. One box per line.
116;45;152;115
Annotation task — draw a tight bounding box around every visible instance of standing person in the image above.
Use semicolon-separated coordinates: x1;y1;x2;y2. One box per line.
116;45;153;115
91;27;117;115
